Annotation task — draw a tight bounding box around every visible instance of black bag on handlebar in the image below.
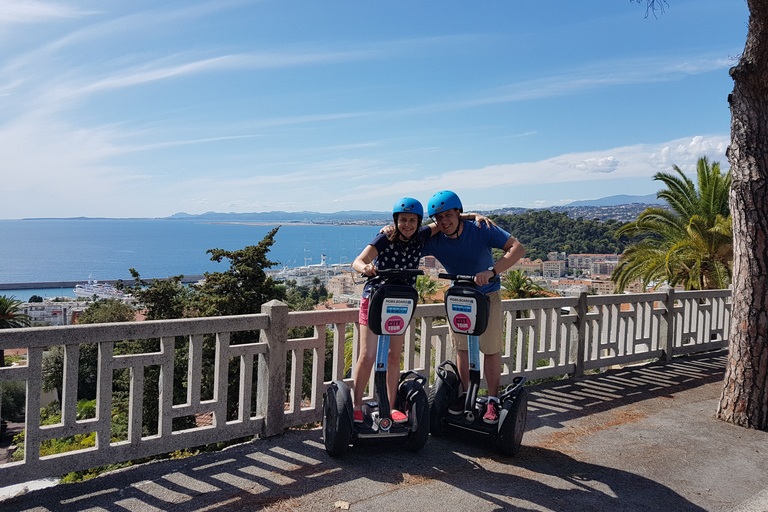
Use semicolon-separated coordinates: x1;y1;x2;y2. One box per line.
444;284;491;337
367;282;419;337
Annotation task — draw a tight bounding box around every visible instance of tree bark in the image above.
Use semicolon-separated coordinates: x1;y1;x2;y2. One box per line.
717;0;768;430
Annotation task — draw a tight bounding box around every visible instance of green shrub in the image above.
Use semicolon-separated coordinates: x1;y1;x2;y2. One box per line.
1;381;26;421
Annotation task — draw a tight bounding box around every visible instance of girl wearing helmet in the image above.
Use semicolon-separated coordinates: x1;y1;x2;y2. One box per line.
351;197;493;424
351;197;428;424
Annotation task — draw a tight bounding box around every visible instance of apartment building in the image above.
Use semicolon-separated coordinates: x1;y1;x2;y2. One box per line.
22;301;88;326
568;253;620;271
509;258;544;275
591;260;619;276
542;259;567;278
326;272;365;306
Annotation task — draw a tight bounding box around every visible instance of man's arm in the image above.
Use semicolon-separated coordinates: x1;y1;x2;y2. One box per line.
474;236;525;286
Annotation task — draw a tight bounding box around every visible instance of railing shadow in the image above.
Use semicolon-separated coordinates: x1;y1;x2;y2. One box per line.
525;350;727;433
0;350;726;511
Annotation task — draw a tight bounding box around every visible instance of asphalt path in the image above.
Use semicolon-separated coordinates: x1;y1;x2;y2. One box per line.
1;350;766;512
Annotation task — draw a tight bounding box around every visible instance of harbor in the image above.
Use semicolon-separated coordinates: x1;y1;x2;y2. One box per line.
0;275;206;290
0;254;352;303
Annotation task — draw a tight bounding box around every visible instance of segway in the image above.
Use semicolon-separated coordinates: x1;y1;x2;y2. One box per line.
428;273;528;456
323;268;430;457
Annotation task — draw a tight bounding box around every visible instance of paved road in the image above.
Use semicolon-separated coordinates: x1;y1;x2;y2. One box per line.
2;350;767;511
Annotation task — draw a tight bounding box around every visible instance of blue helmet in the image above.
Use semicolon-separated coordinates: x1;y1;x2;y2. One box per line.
393;197;424;222
427;190;463;217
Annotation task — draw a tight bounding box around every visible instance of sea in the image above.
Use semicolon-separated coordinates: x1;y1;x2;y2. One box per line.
0;219;382;302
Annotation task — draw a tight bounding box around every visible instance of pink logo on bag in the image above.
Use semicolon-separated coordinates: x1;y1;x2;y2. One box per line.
453;314;471;332
385;316;405;333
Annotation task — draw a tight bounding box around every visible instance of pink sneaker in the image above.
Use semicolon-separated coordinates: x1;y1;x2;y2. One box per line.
483;400;499;425
353;410;364;423
391;410;408;423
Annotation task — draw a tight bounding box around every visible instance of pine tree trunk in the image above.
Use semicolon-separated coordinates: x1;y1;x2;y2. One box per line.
717;1;768;430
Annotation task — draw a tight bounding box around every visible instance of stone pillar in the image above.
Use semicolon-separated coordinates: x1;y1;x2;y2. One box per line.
658;285;675;362
258;300;289;437
571;290;588;378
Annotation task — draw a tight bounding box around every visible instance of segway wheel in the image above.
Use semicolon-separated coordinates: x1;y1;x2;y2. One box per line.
322;384;352;457
497;388;528;457
428;384;452;436
404;388;430;452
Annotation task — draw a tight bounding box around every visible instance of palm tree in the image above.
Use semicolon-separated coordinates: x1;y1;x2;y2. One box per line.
501;270;548;299
0;295;32;367
612;157;732;292
414;274;441;304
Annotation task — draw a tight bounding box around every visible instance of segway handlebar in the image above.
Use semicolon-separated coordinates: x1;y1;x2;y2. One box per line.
438;273;500;284
376;268;423;277
362;268;424;279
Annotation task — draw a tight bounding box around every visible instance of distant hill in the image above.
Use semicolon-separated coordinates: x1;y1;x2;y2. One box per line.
485;194;667;222
166;210;391;224
158;194;668;224
564;194;663;207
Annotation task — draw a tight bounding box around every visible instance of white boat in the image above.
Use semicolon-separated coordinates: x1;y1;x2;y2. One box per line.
73;276;130;300
266;255;349;287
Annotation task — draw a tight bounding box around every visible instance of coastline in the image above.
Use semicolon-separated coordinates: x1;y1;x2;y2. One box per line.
205;221;385;227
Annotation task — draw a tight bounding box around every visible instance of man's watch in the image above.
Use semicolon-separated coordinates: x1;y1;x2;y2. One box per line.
488;266;497;277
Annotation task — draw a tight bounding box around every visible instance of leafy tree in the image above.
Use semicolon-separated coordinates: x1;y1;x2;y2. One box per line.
28;295;43;303
713;0;768;429
191;227;285;318
128;270;191;320
1;380;26;420
0;295;31;368
491;211;631;260
43;299;135;403
76;299;136;324
636;0;768;430
42;345;98;403
611;158;732;292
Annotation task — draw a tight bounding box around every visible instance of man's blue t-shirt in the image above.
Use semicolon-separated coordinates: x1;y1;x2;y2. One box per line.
422;221;511;294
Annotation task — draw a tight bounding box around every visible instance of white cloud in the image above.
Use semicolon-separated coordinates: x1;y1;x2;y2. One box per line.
0;1;89;24
414;53;734;113
574;157;619;174
339;135;730;207
650;135;730;171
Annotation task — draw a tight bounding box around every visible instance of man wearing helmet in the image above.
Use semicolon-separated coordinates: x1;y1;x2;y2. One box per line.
423;190;526;424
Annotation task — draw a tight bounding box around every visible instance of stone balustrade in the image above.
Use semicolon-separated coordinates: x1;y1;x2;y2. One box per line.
0;287;731;487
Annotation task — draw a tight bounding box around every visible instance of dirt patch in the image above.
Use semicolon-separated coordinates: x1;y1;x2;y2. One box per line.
537;406;648;454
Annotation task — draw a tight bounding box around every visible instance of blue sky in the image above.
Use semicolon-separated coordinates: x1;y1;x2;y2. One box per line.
0;0;749;219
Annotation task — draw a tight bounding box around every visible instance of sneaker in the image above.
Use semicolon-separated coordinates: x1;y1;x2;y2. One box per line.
448;392;467;415
353;410;364;423
483;399;499;424
391;410;408;423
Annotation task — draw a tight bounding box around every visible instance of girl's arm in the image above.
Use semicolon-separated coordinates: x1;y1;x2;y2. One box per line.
352;245;379;276
465;212;496;228
426;212;497;235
